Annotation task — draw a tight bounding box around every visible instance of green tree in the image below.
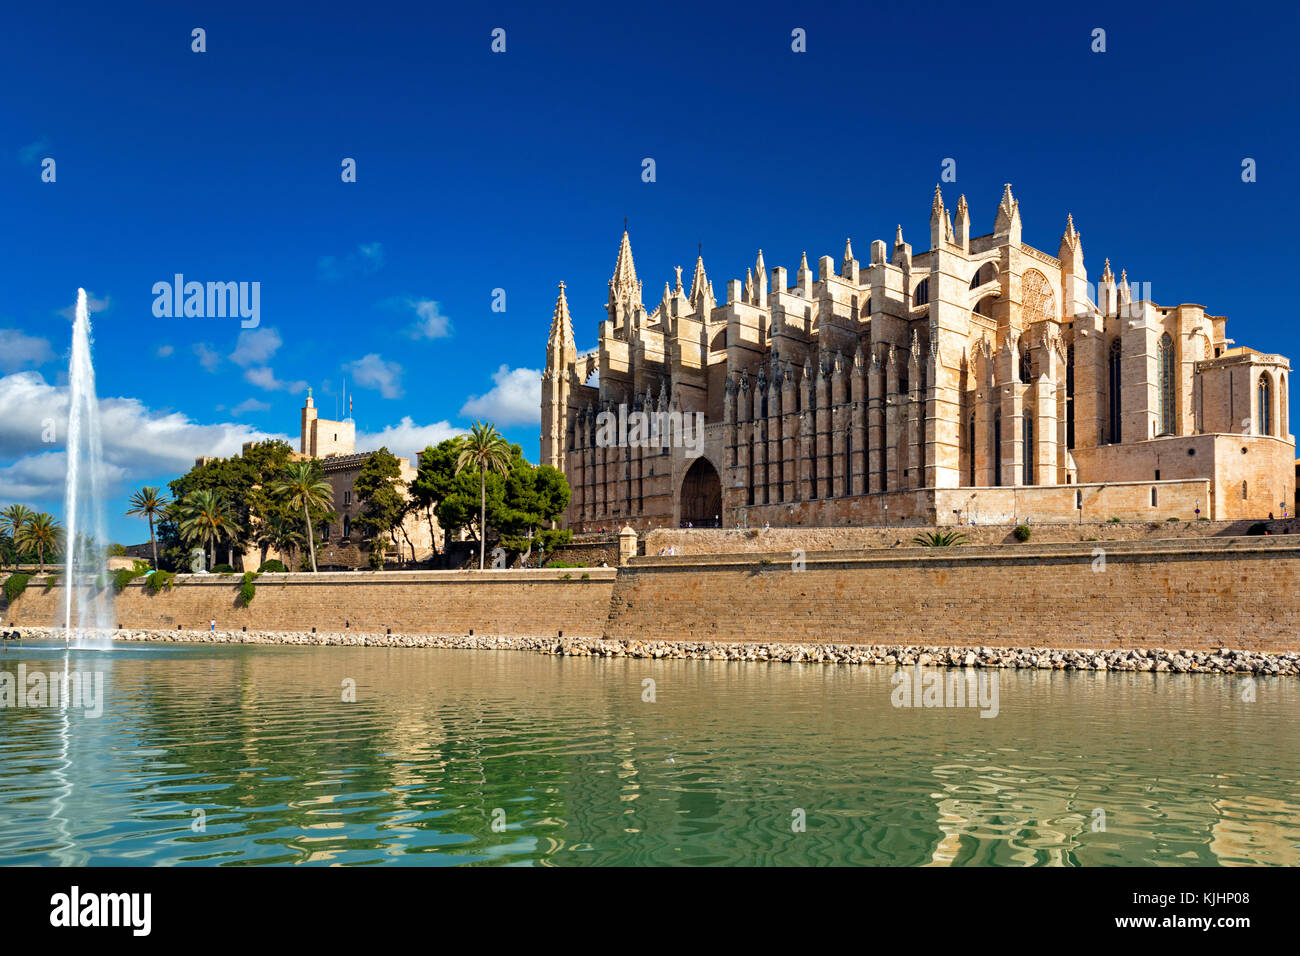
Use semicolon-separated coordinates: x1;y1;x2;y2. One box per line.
354;448;407;568
257;513;306;572
455;422;513;570
498;460;571;556
268;460;334;573
412;438;465;551
0;504;35;568
176;489;243;571
125;486;170;569
17;513;63;573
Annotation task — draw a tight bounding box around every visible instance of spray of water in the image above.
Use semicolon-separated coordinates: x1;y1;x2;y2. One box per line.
62;288;114;648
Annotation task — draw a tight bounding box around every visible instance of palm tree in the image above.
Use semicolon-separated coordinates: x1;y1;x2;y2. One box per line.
176;489;243;571
259;513;306;571
125;486;169;569
16;513;63;572
269;461;334;573
0;504;35;568
455;421;512;570
912;529;967;547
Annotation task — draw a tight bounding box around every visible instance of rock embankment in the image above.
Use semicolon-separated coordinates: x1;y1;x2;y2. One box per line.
4;627;1296;675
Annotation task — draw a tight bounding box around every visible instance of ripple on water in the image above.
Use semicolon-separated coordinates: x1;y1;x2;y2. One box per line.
0;643;1297;865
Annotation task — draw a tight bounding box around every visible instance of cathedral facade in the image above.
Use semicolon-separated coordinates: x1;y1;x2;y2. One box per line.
542;185;1294;530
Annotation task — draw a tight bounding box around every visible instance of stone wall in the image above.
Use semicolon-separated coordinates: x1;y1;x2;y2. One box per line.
606;537;1300;652
3;569;616;638
8;538;1300;652
644;518;1292;554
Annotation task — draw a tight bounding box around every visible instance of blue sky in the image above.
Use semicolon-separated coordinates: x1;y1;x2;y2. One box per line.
2;0;1296;544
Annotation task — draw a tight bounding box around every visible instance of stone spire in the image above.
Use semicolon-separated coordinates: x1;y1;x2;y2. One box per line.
547;281;575;354
954;194;970;251
1059;213;1083;272
754;249;768;307
843;237;855;266
894;224;905;247
930;185;950;248
1101;257;1114;283
610;228;639;294
744;267;754;304
688;252;711;307
994;183;1021;240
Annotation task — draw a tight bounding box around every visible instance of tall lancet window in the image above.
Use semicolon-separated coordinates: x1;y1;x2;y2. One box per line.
1158;333;1175;436
1022;409;1033;485
969;415;977;486
992;409;1003;487
1108;338;1123;444
1258;373;1273;436
1019;341;1031;384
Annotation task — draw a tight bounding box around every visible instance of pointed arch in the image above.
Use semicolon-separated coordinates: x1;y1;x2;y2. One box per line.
1258;372;1273;437
1158;333;1175;436
1108;338;1123;444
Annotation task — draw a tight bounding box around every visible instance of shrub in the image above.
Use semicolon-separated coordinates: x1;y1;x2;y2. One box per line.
1247;522;1269;536
581;572;590;580
43;573;62;592
1107;516;1122;524
1166;516;1181;522
145;570;175;594
212;563;236;575
545;560;579;569
3;573;31;605
111;564;149;593
257;559;288;574
913;530;967;547
1013;525;1032;542
238;571;259;606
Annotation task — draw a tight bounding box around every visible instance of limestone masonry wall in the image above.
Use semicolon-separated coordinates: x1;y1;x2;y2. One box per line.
607;537;1300;652
4;570;616;639
6;539;1299;652
644;519;1295;554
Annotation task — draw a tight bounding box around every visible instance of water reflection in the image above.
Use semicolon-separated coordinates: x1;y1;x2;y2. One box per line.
0;642;1296;866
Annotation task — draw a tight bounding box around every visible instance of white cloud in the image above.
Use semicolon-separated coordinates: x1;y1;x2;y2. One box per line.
56;292;111;320
404;299;453;339
244;366;307;393
0;330;56;372
318;242;385;281
229;327;282;367
344;353;404;399
460;364;541;426
356;417;465;462
0;371;291;503
155;344;175;358
231;398;272;415
193;342;221;372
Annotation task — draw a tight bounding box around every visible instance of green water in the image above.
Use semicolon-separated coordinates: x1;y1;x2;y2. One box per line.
0;640;1296;866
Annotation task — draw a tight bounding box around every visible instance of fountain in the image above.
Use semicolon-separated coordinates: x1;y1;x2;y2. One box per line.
62;288;114;648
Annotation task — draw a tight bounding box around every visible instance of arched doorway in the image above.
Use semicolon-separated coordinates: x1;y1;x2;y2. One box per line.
680;457;722;527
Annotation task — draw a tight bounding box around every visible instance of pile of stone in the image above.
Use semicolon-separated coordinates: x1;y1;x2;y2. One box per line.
5;626;1296;675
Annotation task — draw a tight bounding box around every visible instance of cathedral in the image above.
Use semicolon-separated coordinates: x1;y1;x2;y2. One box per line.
542;185;1294;530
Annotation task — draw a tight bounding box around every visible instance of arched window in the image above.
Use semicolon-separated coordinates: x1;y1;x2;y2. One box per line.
1023;409;1033;485
992;409;1002;487
969;415;976;486
1258;373;1272;436
1158;333;1175;435
1066;344;1075;448
1282;375;1289;437
1019;340;1032;384
1108;338;1123;444
913;278;929;306
343;515;351;539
